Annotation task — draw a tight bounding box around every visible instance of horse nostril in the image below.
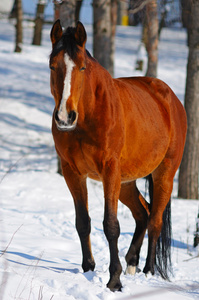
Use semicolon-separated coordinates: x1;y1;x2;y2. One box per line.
55;109;60;122
68;110;77;124
55;109;65;125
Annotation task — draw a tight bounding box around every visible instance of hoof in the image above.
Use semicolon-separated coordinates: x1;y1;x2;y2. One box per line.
125;265;141;275
107;278;122;292
143;265;154;276
82;258;95;273
107;280;122;292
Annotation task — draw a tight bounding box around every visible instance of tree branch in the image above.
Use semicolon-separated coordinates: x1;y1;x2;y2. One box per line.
129;0;154;14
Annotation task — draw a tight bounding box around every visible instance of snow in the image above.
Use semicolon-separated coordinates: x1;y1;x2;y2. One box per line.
0;0;13;13
0;18;199;300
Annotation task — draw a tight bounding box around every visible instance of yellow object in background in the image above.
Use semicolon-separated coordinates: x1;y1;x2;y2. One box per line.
122;15;129;26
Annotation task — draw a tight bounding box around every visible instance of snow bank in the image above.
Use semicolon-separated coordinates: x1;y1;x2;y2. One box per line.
0;18;198;299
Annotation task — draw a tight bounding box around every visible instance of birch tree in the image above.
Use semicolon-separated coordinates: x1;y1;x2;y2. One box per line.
145;0;158;77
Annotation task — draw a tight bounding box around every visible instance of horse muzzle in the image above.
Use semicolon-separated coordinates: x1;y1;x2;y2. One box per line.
54;109;78;132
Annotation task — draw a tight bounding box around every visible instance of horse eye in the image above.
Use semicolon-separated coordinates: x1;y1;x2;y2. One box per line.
80;67;86;71
50;66;55;71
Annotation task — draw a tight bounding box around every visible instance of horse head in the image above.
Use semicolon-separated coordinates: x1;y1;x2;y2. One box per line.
50;20;87;131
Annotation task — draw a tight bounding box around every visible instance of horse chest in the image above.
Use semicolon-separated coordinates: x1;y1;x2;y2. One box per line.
63;136;102;179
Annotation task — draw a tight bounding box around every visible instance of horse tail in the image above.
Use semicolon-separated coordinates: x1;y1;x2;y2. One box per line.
146;174;172;280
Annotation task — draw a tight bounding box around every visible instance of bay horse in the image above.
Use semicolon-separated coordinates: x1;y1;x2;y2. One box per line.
49;20;187;291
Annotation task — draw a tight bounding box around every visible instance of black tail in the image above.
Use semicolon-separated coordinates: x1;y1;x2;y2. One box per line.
146;174;172;280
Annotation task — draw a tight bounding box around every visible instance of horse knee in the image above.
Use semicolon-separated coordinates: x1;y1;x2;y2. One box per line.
103;214;120;242
75;206;91;239
76;216;91;239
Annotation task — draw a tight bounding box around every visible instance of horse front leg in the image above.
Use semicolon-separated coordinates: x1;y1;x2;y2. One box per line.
102;158;122;291
61;162;95;273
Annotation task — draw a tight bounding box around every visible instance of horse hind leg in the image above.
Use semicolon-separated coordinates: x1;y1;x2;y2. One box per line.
119;181;149;275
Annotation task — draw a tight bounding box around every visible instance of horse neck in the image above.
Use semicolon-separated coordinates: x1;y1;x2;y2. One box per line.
82;56;115;109
77;58;119;133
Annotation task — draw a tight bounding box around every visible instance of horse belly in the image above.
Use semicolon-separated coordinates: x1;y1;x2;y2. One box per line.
120;111;170;181
120;145;168;182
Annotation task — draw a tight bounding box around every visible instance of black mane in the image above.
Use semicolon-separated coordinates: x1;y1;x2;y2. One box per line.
50;26;79;62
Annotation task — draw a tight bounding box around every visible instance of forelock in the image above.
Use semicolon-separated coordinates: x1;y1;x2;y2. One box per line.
50;26;79;61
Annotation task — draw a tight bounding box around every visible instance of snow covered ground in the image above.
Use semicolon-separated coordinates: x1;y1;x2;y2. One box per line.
0;18;199;299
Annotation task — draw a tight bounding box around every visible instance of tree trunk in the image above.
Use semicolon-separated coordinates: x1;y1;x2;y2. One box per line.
109;0;118;77
54;1;60;21
181;0;192;46
14;0;23;53
145;0;158;77
158;0;168;37
9;0;17;19
59;0;76;28
75;0;83;24
32;1;46;46
93;0;112;73
178;0;199;200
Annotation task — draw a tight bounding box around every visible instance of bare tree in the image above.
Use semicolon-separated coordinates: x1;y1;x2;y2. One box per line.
32;0;47;46
93;0;112;73
54;0;76;28
178;0;199;200
9;0;17;19
93;0;117;77
158;0;169;37
129;0;158;75
181;0;192;46
145;0;158;77
14;0;23;53
54;0;60;21
110;0;118;77
75;0;84;23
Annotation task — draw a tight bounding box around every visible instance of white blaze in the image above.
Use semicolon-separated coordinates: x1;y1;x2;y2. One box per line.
58;53;75;122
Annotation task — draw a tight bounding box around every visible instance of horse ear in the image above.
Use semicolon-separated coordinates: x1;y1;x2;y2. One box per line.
75;21;87;48
50;19;63;46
